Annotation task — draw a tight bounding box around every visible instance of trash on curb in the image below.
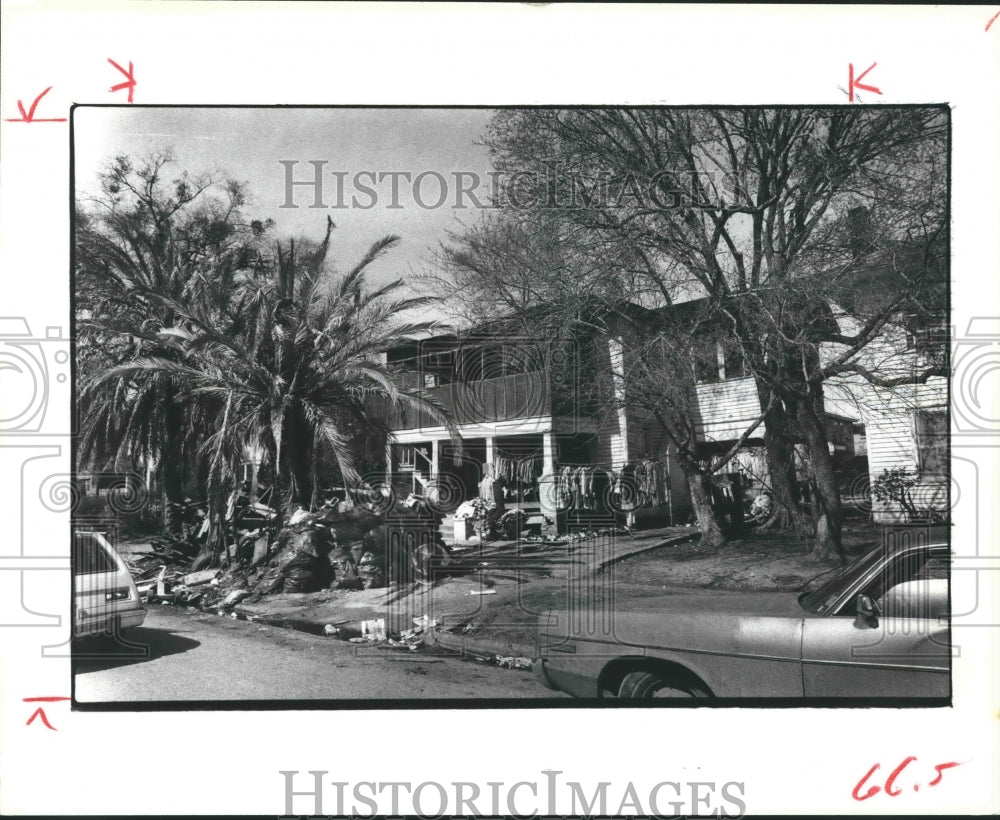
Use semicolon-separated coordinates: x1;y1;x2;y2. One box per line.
495;655;533;670
358;618;387;642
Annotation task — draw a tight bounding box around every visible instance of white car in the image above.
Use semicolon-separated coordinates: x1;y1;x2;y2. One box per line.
73;531;146;638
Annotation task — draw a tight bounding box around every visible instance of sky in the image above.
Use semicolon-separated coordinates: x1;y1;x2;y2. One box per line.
73;107;499;321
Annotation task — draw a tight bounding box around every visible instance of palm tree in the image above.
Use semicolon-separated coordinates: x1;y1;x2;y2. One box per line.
97;217;461;522
76;153;263;537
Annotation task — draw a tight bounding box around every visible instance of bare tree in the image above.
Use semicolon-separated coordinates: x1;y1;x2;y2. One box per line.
478;107;947;562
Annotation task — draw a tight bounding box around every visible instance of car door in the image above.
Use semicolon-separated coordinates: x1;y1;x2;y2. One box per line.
800;548;950;698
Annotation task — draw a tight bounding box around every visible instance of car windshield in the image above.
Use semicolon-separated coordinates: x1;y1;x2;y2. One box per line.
798;545;883;614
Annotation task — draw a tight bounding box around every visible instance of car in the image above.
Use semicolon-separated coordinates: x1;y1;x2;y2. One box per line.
533;540;950;699
72;530;146;639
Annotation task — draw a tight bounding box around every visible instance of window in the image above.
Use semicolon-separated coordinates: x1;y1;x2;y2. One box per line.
72;534;117;575
693;337;745;383
721;340;745;380
693;340;723;383
871;550;950;620
915;410;948;473
901;314;948;359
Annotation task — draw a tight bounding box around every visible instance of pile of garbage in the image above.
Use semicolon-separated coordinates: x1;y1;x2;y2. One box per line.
453;499;529;541
251;502;384;595
134;492;454;610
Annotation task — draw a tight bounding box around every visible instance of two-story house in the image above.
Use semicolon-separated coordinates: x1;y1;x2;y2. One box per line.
378;303;858;535
380;320;672;532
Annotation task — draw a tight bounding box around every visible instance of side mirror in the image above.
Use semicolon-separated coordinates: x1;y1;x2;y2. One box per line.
854;594;880;629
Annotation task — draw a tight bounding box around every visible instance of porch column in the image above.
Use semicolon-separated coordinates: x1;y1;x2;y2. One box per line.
542;431;555;476
431;439;439;479
485;436;495;469
385;441;393;479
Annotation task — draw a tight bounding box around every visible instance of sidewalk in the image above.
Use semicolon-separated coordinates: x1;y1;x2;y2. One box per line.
230;527;698;658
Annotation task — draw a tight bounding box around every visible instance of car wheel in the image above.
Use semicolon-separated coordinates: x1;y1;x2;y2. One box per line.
618;671;708;699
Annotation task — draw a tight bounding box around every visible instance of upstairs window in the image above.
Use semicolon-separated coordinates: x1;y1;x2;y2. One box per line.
722;340;746;380
693;338;746;383
693;340;723;383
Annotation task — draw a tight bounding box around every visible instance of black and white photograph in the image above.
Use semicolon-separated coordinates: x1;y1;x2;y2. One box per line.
5;3;1000;817
71;105;951;706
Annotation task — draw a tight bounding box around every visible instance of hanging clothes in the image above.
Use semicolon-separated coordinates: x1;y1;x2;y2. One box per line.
493;453;541;485
617;459;667;508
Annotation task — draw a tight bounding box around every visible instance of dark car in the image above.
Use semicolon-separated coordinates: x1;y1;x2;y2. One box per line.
534;540;950;699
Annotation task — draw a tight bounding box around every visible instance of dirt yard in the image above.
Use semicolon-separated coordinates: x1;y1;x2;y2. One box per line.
449;522;883;650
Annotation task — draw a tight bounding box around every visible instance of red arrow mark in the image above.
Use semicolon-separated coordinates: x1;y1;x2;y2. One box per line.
848;62;883;103
987;10;1000;31
4;87;67;123
25;707;57;730
108;58;136;103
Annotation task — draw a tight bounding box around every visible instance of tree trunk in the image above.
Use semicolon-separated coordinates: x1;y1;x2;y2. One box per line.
273;460;293;523
798;400;846;564
284;406;315;511
759;404;811;534
687;471;727;549
161;398;186;539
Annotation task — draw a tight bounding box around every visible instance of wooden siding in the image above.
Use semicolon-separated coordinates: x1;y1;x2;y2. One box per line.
384;371;550;430
822;311;948;522
693;376;766;442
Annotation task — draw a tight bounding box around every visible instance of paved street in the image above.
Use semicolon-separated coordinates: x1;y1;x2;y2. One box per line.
74;607;563;702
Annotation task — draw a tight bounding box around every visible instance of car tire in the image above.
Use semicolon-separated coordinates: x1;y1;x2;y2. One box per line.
618;671;708;699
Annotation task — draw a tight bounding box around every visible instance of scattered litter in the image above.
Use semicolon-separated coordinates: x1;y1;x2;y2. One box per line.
156;566;169;596
495;655;533;670
323;624;340;636
360;618;387;642
221;588;251;607
470;589;497;596
183;568;222;587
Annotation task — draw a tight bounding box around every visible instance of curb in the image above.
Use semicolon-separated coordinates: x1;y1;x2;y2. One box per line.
593;531;700;572
423;531;700;661
423;626;534;661
204;530;702;653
